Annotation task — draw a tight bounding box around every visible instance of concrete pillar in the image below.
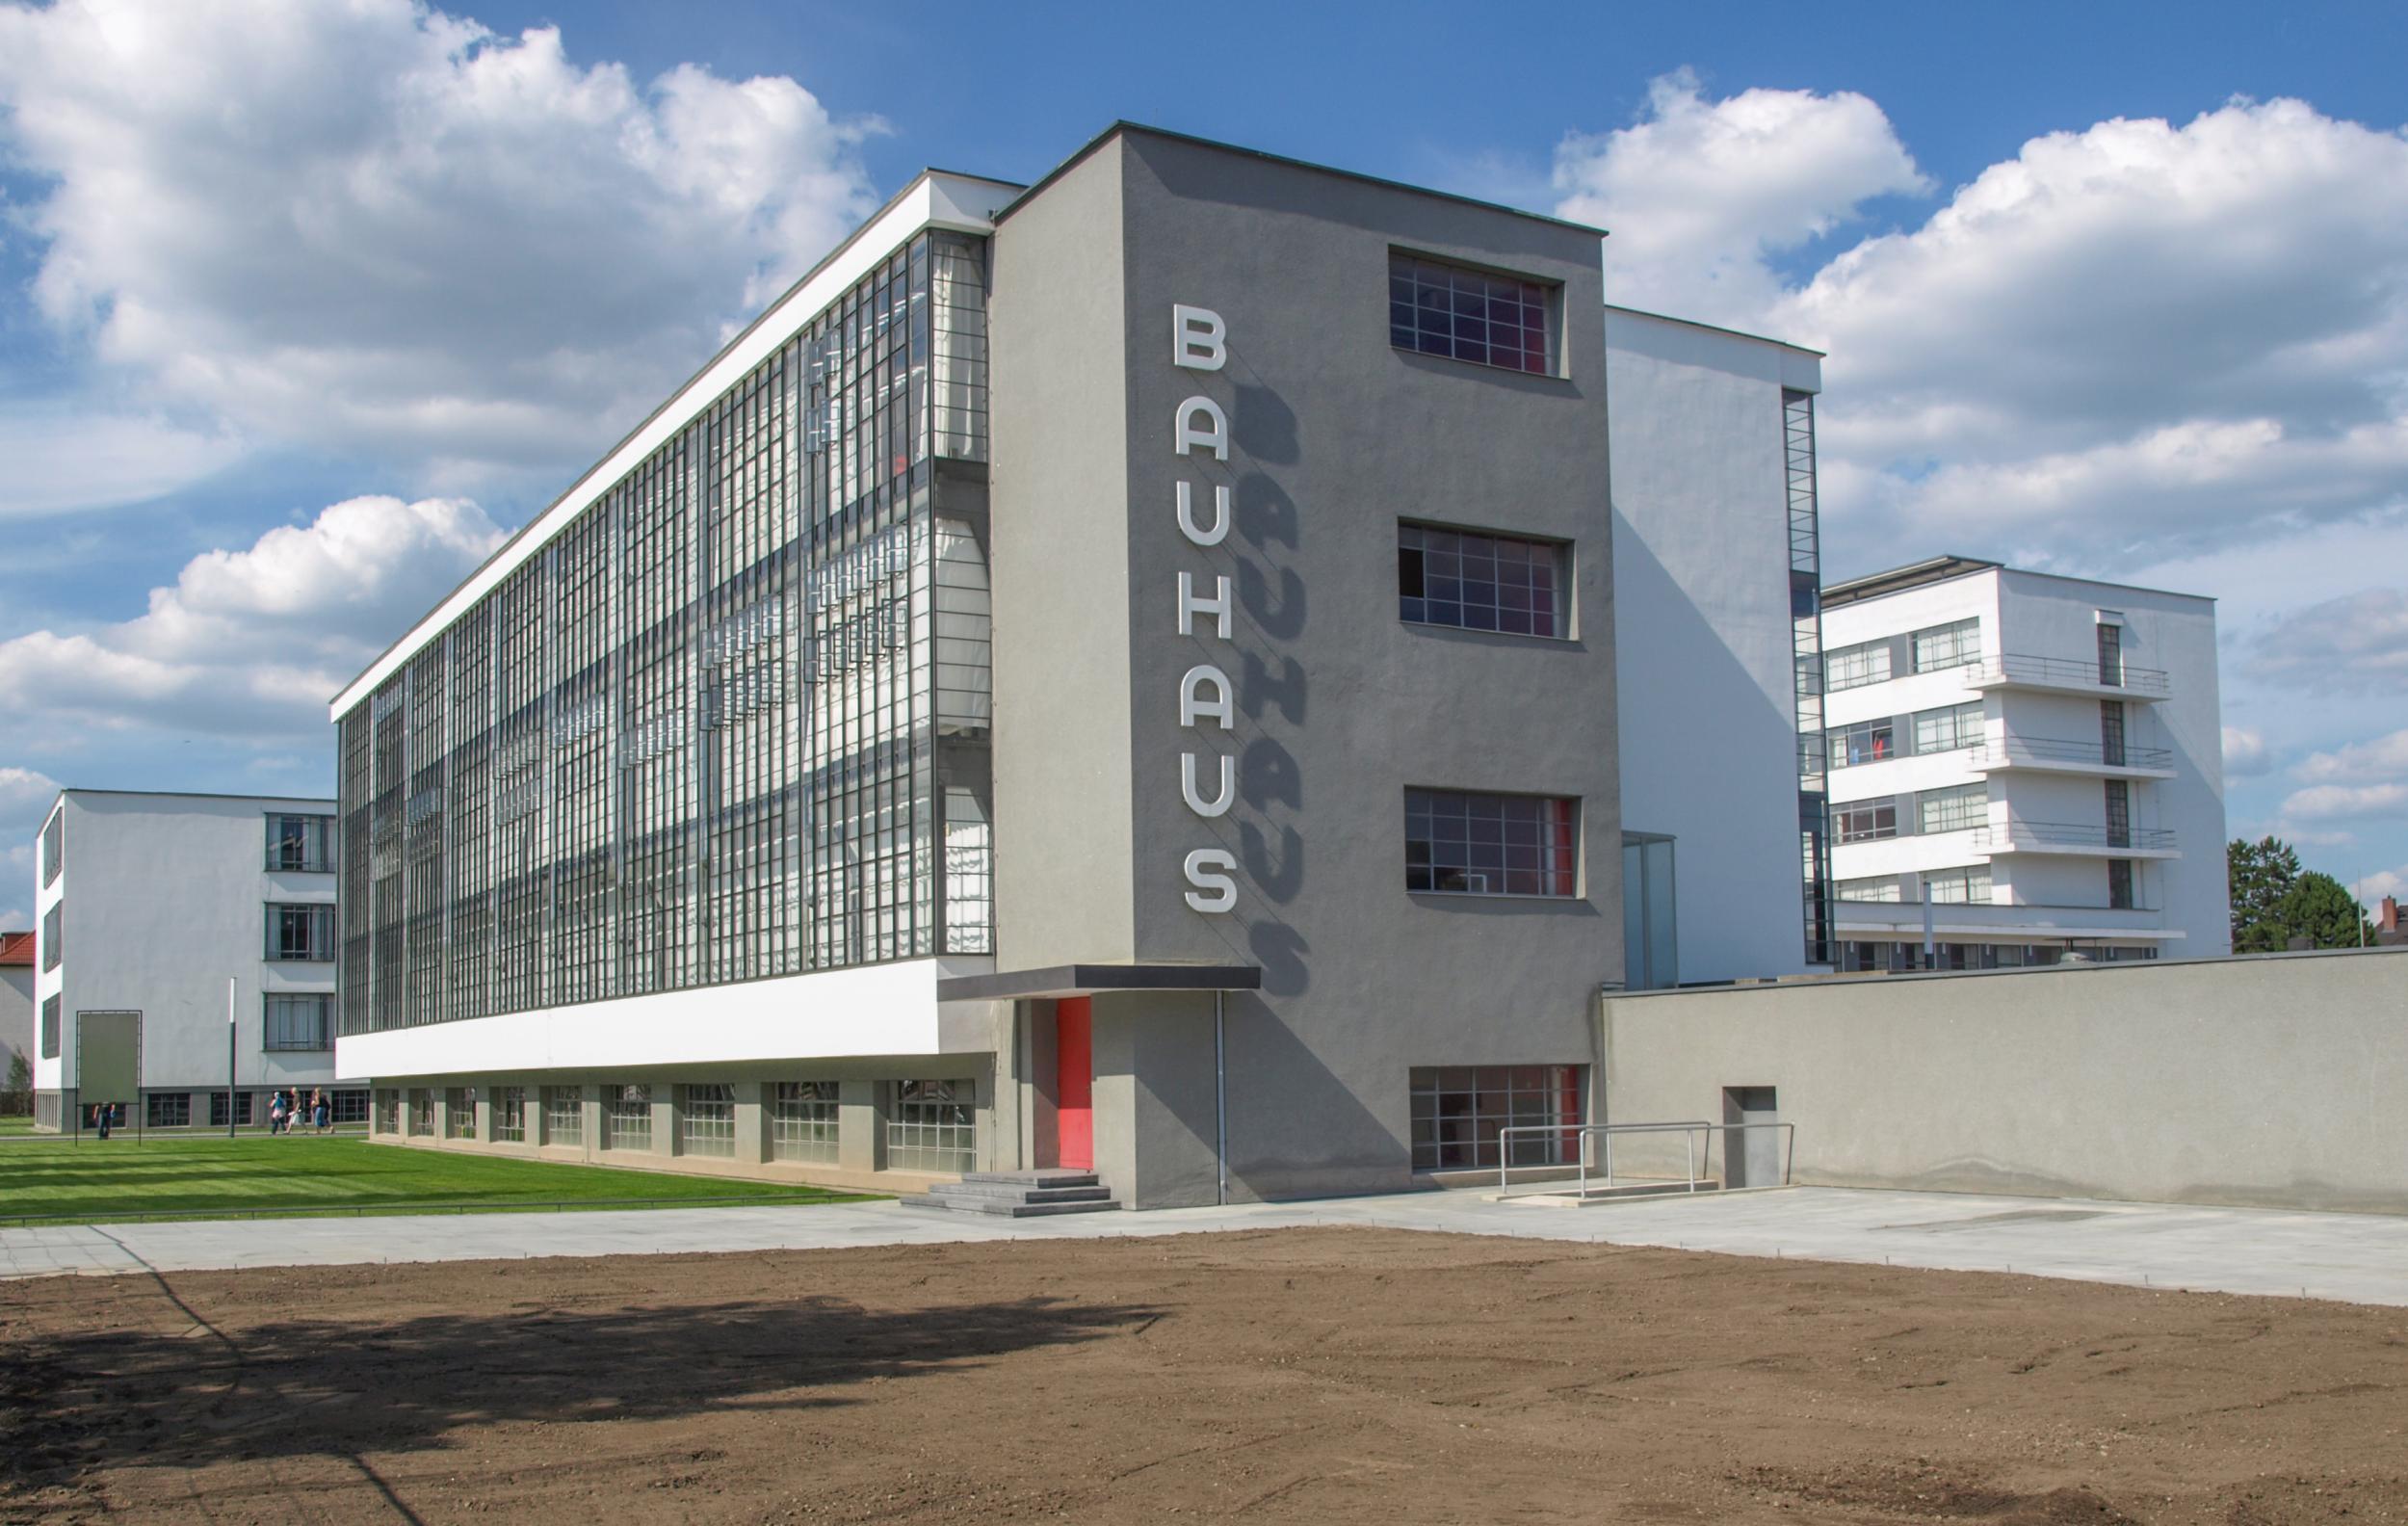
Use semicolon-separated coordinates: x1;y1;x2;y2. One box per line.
651;1086;674;1157
734;1080;769;1165
582;1083;602;1164
838;1079;883;1173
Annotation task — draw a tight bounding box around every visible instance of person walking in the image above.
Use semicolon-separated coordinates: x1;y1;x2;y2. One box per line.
311;1089;330;1135
269;1090;287;1137
93;1102;112;1141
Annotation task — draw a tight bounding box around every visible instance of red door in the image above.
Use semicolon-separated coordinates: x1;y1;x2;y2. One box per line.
1056;997;1093;1171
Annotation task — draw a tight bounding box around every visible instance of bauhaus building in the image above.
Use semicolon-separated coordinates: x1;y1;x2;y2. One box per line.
332;124;1835;1207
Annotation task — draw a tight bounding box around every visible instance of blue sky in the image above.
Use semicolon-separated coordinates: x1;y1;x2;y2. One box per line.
3;0;2406;924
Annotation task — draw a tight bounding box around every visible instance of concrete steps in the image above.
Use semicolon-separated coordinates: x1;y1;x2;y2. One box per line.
900;1169;1123;1219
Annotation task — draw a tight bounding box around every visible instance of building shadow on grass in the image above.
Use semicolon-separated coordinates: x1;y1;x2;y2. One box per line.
5;1282;1161;1494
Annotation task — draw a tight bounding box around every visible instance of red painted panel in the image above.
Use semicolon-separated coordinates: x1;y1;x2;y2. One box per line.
1056;997;1094;1171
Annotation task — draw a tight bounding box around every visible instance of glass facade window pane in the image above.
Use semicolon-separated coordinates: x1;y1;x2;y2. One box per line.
267;814;335;872
1910;618;1981;673
887;1079;976;1172
490;1086;526;1143
1404;789;1578;897
1917;783;1988;835
1824;641;1892;692
445;1087;478;1140
146;1092;191;1128
335;231;993;1038
1836;876;1902;903
542;1086;584;1147
604;1084;653;1151
262;994;332;1051
1924;864;1993;904
1397;523;1568;638
331;1090;370;1125
212;1091;256;1127
1829;718;1895;767
772;1080;841;1164
681;1084;737;1158
375;1089;400;1134
40;904;60;972
40;809;63;887
1832;799;1897;844
40;995;60;1059
1388;252;1555;375
1408;1065;1584;1171
1912;701;1984;755
265;904;336;962
407;1088;434;1137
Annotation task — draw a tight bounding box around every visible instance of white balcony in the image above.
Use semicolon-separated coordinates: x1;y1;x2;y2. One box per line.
1965;652;2170;702
1964;738;2178;780
1970;820;2180;859
1833;898;2177;941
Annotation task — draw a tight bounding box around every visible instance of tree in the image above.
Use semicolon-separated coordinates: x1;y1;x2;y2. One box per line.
2;1045;28;1116
2229;835;2304;952
2272;872;2376;951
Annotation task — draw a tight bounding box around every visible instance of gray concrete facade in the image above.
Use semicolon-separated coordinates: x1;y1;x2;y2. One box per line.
1599;945;2408;1214
991;129;1622;1205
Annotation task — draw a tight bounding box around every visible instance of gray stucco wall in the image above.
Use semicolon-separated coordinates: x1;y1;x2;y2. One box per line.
989;140;1139;966
1600;946;2408;1213
991;129;1623;1205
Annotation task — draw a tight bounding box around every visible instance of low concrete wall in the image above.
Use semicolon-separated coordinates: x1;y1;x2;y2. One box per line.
1601;946;2408;1214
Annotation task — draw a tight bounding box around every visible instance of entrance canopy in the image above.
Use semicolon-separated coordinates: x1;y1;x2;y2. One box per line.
935;963;1262;1002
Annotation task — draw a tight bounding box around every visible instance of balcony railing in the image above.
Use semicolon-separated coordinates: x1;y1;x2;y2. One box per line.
1966;737;2175;771
1968;652;2170;696
1971;820;2178;853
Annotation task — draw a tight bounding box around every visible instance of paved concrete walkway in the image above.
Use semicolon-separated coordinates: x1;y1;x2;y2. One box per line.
7;1187;2405;1305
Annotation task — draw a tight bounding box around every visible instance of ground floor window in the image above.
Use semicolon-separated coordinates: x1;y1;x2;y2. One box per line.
772;1081;840;1164
445;1087;478;1140
407;1089;434;1137
604;1084;653;1151
1409;1066;1584;1171
680;1084;736;1157
888;1079;976;1172
543;1086;584;1147
375;1089;399;1134
210;1091;255;1128
332;1089;370;1125
146;1092;190;1128
490;1086;526;1143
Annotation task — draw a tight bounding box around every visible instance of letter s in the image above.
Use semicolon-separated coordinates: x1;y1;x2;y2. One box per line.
1183;849;1238;913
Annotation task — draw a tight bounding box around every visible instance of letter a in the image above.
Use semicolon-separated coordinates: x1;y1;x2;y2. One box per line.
1172;305;1226;371
1174;397;1227;460
1179;664;1233;729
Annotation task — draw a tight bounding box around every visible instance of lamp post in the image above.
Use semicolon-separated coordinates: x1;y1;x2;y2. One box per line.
225;977;236;1140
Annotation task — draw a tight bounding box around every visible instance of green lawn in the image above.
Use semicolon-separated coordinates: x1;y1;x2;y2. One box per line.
0;1116;35;1136
0;1136;873;1225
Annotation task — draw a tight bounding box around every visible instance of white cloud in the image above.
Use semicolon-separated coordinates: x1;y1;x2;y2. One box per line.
2292;727;2408;783
0;404;245;519
1768;95;2408;568
2223;725;2272;777
2248;588;2408;696
2365;865;2407;903
2280;782;2408;822
0;496;504;746
1553;69;1927;323
0;0;879;484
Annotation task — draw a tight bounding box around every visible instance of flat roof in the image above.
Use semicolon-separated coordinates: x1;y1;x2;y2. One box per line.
936;962;1264;1002
1822;555;2214;609
53;788;335;805
995;120;1609;238
1604;303;1825;358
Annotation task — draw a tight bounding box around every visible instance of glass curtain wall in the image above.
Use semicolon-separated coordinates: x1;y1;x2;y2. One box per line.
337;231;992;1037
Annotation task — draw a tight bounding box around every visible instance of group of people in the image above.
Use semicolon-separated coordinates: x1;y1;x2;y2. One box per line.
270;1088;331;1136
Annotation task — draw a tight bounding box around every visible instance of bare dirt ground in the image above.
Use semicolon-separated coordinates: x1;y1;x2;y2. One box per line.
3;1226;2404;1524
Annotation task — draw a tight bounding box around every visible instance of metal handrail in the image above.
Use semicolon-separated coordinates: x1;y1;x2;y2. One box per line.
1972;820;2178;852
1495;1120;1797;1198
1970;652;2170;695
1966;738;2174;771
